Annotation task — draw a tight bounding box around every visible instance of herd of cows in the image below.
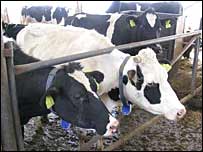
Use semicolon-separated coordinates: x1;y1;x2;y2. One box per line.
2;2;187;138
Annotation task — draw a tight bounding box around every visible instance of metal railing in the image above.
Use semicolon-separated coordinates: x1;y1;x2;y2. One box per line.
1;22;202;151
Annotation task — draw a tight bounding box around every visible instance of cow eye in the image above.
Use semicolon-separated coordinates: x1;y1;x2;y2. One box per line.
147;83;155;86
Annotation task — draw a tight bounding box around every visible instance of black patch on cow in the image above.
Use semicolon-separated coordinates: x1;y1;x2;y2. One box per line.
53;7;68;24
65;13;111;37
135;65;144;90
21;6;68;24
88;77;98;93
130;80;136;87
3;23;26;40
63;62;83;73
85;71;104;93
85;71;104;84
144;83;161;104
122;75;128;85
108;88;120;101
26;6;52;22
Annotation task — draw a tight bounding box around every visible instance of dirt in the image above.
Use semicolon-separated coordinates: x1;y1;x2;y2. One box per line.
24;59;202;151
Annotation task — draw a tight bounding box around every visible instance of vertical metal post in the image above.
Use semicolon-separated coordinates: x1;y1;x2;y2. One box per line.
191;19;202;93
1;24;17;151
5;42;25;150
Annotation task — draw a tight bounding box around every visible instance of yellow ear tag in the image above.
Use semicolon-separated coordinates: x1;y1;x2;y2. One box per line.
45;95;55;109
161;64;172;72
129;19;136;28
165;20;171;29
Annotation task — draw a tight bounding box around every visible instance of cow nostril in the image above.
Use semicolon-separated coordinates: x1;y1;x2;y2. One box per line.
110;125;118;133
177;109;186;118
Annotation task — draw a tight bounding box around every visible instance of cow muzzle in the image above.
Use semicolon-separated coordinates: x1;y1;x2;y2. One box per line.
164;107;186;121
103;115;119;137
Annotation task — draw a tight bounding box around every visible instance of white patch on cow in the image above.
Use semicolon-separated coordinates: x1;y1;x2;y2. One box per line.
68;70;98;98
76;14;87;19
51;6;55;19
41;16;46;23
3;36;14;43
106;13;122;41
58;17;65;25
103;114;119;137
146;13;157;28
136;4;141;11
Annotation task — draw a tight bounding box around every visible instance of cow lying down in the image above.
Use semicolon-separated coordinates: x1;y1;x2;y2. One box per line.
3;37;118;136
16;23;186;121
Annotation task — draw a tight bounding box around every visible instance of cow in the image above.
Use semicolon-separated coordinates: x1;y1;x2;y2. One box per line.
20;5;69;25
3;37;119;137
64;8;162;56
106;1;183;14
16;23;186;121
2;22;26;40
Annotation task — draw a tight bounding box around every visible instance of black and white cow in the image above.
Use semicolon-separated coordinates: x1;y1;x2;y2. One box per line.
21;5;69;25
106;1;183;14
2;23;26;40
64;8;162;56
3;37;118;136
16;23;186;121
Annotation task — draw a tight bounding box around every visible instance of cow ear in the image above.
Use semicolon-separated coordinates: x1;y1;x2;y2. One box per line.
126;16;137;28
39;86;60;109
133;56;142;63
127;70;136;80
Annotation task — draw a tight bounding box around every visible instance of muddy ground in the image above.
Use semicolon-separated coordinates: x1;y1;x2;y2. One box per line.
24;58;202;151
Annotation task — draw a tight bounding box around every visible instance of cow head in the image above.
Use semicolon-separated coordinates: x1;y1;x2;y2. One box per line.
2;23;26;40
126;8;162;54
122;48;186;120
40;63;118;136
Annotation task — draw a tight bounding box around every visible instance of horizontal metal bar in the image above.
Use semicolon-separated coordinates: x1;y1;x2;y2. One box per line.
15;30;202;75
120;10;182;18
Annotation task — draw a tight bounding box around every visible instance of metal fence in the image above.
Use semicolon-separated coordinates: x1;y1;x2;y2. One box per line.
1;22;202;150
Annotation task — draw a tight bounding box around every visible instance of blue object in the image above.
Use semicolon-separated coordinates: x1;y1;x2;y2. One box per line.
122;104;132;115
61;119;71;129
111;110;119;118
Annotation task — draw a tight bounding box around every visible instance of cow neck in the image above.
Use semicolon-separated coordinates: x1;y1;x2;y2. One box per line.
45;67;60;114
118;56;131;106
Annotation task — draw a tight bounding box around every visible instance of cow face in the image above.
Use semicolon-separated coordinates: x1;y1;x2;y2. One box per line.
2;23;26;40
123;48;186;120
126;8;162;54
40;63;118;136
